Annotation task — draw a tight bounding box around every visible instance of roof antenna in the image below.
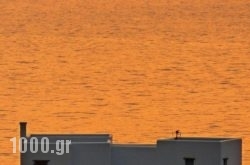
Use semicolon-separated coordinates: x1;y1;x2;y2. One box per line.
175;130;181;140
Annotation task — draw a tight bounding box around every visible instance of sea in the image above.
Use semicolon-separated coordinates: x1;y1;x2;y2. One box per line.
0;0;249;164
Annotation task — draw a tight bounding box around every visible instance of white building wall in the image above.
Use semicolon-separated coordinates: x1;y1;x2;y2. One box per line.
22;136;242;165
24;142;111;165
111;145;156;165
221;139;242;165
157;140;221;165
24;143;71;165
70;143;111;165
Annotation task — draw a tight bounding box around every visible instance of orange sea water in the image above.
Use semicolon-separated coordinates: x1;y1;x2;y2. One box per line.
0;0;250;164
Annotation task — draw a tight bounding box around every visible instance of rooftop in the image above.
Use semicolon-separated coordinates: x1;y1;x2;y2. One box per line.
29;134;112;143
30;134;111;137
158;137;240;142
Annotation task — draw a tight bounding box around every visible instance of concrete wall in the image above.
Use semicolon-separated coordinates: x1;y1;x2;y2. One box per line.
24;142;111;165
221;139;242;165
157;140;221;165
112;145;156;165
70;143;111;165
22;136;241;165
24;143;71;165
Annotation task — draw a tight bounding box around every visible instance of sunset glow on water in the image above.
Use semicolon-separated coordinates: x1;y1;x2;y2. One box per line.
0;0;249;164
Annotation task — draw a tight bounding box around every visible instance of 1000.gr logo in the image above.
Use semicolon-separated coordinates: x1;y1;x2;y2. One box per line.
10;137;71;155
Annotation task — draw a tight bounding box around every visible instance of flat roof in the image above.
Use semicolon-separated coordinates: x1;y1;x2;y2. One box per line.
112;144;156;148
29;134;112;142
158;137;240;142
30;134;111;137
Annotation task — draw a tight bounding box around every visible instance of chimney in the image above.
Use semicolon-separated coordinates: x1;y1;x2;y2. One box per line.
20;122;27;138
20;122;27;165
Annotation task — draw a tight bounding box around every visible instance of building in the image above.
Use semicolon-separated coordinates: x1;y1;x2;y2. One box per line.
20;122;242;165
